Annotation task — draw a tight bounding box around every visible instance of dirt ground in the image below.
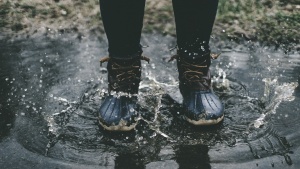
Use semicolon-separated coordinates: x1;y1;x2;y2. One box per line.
0;0;299;50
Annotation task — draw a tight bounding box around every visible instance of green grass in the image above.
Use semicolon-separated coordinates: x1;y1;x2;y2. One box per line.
258;12;300;46
144;2;174;35
58;5;70;16
11;23;23;31
20;4;37;18
0;2;10;28
0;0;298;49
0;2;10;16
216;0;299;47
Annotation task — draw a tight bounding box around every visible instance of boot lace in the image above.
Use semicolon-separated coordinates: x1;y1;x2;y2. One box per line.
100;56;150;91
168;53;220;83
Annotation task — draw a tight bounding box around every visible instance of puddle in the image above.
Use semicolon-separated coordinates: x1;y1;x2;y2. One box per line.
0;33;299;168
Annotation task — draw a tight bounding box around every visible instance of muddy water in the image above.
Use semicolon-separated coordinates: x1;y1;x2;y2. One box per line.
0;33;299;169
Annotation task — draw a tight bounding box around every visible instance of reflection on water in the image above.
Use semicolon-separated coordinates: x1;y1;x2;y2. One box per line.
0;34;299;168
174;145;210;169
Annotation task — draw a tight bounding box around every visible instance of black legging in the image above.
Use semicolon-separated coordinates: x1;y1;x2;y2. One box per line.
100;0;219;59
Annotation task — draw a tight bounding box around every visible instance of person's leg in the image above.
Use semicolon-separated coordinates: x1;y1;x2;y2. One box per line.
172;0;224;125
172;0;219;57
100;0;145;58
98;0;147;131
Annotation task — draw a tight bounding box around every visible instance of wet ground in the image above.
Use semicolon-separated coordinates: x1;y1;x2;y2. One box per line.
0;32;299;169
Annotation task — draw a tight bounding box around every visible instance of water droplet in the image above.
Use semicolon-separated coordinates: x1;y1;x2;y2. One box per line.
138;136;143;141
151;63;156;69
201;46;205;51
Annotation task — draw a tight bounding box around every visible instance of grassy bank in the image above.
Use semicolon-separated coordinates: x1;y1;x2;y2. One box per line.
216;0;299;49
0;0;299;49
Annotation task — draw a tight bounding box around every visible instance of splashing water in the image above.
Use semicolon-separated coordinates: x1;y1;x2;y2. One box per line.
253;78;297;128
139;78;175;141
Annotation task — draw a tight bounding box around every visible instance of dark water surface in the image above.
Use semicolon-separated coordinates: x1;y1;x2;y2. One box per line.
0;33;299;169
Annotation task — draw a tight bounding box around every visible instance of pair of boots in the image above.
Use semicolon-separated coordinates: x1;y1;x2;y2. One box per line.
98;51;224;131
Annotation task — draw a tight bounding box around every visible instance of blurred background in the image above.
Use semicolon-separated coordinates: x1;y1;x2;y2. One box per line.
0;0;299;50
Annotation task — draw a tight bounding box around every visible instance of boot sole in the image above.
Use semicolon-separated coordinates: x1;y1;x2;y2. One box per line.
185;115;224;126
98;119;137;131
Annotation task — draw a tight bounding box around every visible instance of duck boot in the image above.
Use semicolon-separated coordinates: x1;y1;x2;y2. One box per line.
172;51;224;125
98;54;149;131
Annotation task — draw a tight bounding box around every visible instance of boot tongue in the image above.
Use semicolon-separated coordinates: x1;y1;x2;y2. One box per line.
183;55;209;64
177;50;211;64
179;53;211;75
110;56;140;66
180;53;211;66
